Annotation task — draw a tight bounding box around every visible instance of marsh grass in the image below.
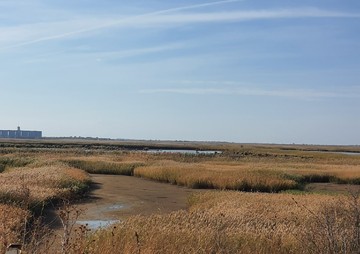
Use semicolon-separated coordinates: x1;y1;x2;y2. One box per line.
0;165;90;209
79;191;360;254
64;159;144;176
141;151;360;191
0;156;34;173
1;143;360;253
134;161;301;192
292;190;360;254
2;147;358;195
283;165;360;186
0;204;29;254
0;160;91;254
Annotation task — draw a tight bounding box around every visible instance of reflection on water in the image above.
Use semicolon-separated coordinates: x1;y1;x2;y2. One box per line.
76;203;125;230
77;220;119;230
146;149;221;155
338;152;360;156
314;151;360;156
108;204;125;210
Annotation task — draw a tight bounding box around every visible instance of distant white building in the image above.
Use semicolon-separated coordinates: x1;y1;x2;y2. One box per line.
0;126;42;139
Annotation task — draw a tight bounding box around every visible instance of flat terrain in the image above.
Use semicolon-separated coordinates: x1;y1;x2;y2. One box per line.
305;182;360;194
1;140;360;253
56;176;360;230
48;174;204;231
77;177;360;226
81;174;202;219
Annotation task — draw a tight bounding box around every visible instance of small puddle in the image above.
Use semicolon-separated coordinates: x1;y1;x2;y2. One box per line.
76;220;119;230
75;203;125;230
107;204;125;210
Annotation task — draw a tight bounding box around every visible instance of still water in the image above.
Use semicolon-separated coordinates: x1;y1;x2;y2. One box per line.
77;220;119;230
146;149;221;155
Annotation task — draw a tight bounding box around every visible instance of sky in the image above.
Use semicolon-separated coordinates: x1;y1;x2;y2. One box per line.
1;0;360;145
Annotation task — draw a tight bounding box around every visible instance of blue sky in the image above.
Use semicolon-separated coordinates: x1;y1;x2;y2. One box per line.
1;0;360;145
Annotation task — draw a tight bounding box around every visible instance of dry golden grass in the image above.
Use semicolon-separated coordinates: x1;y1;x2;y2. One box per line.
31;147;356;193
0;204;29;253
134;161;297;192
64;159;144;175
0;164;90;206
1;143;360;253
288;164;360;183
0;158;91;254
133;155;360;192
11;146;360;193
83;191;360;254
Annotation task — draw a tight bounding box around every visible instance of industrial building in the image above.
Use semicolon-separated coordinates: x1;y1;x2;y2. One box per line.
0;127;42;139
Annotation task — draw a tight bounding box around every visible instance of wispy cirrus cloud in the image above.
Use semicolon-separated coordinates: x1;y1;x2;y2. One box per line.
0;0;240;50
93;43;188;59
139;8;360;25
0;2;359;51
139;86;360;99
86;43;191;64
21;43;189;64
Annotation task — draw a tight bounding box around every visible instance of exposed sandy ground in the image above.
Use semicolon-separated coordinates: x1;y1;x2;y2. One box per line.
39;174;204;252
47;176;360;231
47;174;204;231
78;174;203;220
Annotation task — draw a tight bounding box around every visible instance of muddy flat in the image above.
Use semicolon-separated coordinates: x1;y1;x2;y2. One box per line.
71;174;203;226
44;174;204;250
305;183;360;194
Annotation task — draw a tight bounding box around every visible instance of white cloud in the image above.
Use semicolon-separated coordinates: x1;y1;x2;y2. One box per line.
92;43;188;59
0;4;359;51
0;19;101;48
0;0;240;50
138;9;359;25
139;86;360;99
20;43;189;64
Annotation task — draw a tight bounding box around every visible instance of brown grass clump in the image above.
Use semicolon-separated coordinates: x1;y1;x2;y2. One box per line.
0;164;90;208
0;160;91;254
0;204;29;253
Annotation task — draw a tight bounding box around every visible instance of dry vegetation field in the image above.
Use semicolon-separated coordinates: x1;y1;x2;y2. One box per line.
0;140;360;253
0;152;90;253
85;192;360;254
